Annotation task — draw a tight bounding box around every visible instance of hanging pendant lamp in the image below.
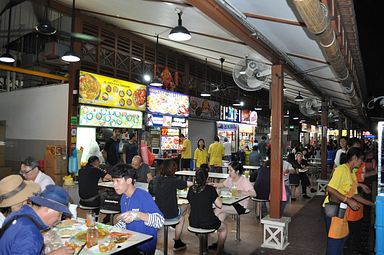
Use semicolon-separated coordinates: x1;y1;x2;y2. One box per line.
0;7;15;63
35;0;56;35
168;10;191;42
149;35;163;87
200;58;211;97
294;91;304;102
61;0;80;63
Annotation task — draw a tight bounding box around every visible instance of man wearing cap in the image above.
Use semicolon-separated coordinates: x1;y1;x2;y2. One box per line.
0;175;40;227
112;164;164;255
0;185;73;255
20;156;55;191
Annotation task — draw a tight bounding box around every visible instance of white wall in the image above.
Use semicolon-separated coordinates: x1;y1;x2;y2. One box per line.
0;84;69;140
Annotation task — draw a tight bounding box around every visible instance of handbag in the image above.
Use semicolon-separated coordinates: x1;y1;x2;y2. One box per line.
324;202;339;218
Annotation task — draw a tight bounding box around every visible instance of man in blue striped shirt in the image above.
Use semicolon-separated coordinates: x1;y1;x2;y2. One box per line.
111;163;164;255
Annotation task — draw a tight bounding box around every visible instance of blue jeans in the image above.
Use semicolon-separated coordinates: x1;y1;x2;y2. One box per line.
324;212;348;255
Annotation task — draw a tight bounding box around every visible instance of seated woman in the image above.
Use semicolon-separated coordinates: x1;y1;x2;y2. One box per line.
209;161;255;248
187;166;227;255
153;160;193;251
290;152;311;199
78;156;112;222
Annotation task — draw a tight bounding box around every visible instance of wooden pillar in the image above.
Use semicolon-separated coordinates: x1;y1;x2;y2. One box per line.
338;115;343;140
66;12;82;155
270;64;283;219
320;97;329;179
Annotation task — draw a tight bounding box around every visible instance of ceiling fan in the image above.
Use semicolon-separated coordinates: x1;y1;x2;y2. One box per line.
0;0;100;42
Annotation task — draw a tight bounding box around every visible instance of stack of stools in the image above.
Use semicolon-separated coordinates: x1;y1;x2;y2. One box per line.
187;226;216;255
251;197;269;222
162;218;181;255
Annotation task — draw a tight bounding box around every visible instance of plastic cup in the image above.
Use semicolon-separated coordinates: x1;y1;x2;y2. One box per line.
69;203;77;219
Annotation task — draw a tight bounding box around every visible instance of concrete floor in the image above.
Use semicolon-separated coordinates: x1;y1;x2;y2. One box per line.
153;195;321;255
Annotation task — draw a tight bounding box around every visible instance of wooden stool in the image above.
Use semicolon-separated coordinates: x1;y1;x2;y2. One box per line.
187;226;216;255
99;209;120;225
163;218;181;255
251;197;269;222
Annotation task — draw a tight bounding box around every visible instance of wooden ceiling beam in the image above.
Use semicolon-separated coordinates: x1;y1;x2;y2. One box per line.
244;12;306;27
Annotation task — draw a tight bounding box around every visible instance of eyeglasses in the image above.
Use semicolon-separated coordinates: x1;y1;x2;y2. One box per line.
19;167;35;175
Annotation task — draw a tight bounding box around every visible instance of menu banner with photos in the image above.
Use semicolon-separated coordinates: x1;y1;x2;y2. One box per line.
241;110;258;125
189;96;220;120
79;71;147;111
220;106;240;122
79;105;142;129
147;87;189;117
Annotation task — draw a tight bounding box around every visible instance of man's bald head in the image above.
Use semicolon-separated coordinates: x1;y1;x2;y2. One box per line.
131;155;142;169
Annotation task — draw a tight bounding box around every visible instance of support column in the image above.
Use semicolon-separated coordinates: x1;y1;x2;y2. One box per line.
261;64;290;251
320;97;328;180
270;64;283;219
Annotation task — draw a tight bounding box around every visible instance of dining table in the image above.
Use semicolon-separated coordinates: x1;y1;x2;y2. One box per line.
175;170;229;179
47;218;152;254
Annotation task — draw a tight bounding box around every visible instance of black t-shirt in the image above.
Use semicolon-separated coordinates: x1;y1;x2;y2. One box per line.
123;141;138;164
187;185;221;230
105;138;120;166
78;165;107;199
154;176;187;219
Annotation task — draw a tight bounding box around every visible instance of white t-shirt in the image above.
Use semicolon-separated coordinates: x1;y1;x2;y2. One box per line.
223;142;231;156
334;149;347;167
0;212;5;228
35;171;55;191
283;160;293;184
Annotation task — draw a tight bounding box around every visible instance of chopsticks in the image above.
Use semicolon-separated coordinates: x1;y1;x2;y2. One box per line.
75;242;86;255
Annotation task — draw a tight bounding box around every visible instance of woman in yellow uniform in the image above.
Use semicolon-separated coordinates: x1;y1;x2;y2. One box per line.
323;147;373;255
194;138;208;169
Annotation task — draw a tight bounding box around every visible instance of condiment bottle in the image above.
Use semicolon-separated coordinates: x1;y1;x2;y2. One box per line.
86;213;98;248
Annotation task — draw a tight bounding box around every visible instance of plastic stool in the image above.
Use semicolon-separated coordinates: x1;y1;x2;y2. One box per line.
231;209;250;241
163;218;181;255
187;226;216;255
251;197;269;222
99;209;120;225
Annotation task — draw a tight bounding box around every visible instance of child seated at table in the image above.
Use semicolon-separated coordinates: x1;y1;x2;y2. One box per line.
187;166;227;255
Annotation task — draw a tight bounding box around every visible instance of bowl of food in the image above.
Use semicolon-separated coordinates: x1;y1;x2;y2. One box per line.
79;73;101;101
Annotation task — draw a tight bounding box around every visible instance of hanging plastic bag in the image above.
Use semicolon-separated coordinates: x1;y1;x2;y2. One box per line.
140;144;155;166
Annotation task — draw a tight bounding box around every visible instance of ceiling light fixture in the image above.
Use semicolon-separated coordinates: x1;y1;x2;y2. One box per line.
168;10;191;41
284;109;290;118
35;0;56;35
61;0;80;63
143;74;151;82
283;86;287;92
254;107;262;111
0;7;15;63
294;91;304;102
150;35;163;87
293;117;299;120
233;101;244;107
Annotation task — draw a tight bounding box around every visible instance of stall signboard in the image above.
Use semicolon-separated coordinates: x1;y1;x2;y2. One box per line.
147;87;189;117
241;110;258;125
146;113;187;127
79;105;142;129
220;106;240;122
79;71;147;111
217;121;238;130
239;124;255;133
189;96;220;120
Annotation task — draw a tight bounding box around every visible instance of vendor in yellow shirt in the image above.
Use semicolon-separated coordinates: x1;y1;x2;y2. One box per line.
179;134;192;170
194;138;208;169
208;136;224;173
323;147;373;255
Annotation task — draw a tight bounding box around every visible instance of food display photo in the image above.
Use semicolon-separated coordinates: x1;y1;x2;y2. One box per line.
79;71;147;111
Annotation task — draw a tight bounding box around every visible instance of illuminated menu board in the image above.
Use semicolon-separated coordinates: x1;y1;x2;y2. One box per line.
147;87;189;117
220;106;240;122
79;71;146;111
79;105;142;129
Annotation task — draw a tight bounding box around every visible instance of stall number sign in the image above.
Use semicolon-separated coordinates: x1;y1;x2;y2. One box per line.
161;127;179;136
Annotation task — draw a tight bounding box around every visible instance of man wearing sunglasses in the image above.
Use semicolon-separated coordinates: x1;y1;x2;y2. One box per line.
20;156;54;191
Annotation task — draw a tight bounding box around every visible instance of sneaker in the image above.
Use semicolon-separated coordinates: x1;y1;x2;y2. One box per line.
303;194;311;199
173;240;187;251
208;242;218;250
